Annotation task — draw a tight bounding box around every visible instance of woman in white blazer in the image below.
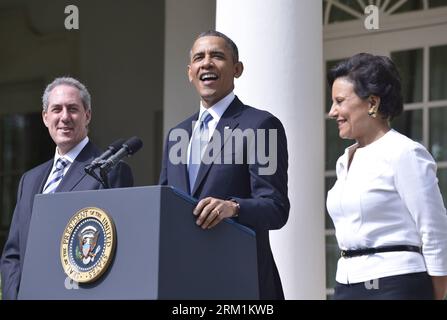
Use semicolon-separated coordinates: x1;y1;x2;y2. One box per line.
327;53;447;300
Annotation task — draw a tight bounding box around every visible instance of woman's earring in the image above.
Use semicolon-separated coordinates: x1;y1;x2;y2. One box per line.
368;105;378;118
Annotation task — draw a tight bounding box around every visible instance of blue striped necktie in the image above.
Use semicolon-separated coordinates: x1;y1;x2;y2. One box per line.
43;158;69;194
188;111;213;193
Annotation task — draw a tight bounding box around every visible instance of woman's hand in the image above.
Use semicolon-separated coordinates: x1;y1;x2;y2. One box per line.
432;275;447;300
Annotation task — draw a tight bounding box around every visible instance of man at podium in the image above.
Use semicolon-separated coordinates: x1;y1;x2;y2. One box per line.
0;77;133;299
159;31;289;299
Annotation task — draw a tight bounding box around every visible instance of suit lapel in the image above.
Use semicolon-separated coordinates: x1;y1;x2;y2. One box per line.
176;116;196;194
56;142;97;192
35;161;53;194
191;97;242;196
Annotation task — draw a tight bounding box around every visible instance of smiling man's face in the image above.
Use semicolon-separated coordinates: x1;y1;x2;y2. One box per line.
188;36;243;108
42;84;91;155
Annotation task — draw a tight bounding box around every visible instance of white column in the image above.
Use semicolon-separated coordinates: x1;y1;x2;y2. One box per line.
216;0;325;299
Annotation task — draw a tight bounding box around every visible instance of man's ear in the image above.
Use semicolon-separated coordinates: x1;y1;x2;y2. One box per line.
85;109;91;125
234;62;244;78
187;65;193;82
42;110;49;128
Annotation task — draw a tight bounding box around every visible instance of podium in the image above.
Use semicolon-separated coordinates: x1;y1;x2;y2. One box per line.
18;186;259;299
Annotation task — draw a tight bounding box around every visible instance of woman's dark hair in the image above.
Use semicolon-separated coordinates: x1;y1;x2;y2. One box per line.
327;53;403;120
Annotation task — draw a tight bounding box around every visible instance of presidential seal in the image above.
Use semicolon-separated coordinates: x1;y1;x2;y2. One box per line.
60;207;116;283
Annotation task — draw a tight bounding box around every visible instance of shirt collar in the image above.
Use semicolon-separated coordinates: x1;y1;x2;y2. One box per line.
337;129;395;172
198;91;235;122
337;142;358;174
53;136;89;165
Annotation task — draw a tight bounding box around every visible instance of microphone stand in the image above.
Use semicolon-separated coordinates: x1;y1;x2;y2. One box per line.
99;166;110;189
84;161;109;189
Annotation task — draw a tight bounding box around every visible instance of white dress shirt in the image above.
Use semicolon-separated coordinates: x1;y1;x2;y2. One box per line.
327;129;447;284
43;136;89;188
187;92;235;165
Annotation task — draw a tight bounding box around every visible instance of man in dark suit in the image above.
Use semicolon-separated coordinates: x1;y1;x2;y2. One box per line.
0;77;133;299
159;31;289;299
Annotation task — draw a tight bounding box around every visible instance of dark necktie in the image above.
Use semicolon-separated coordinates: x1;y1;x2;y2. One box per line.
188;111;213;193
42;157;69;194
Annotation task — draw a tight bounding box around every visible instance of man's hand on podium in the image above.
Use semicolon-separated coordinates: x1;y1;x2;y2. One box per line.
193;197;240;229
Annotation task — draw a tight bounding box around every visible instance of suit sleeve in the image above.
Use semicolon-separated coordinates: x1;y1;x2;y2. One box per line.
108;161;134;188
231;116;290;231
0;175;25;300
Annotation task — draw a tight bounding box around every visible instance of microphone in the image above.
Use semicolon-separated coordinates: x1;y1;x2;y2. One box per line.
99;136;143;175
85;138;126;173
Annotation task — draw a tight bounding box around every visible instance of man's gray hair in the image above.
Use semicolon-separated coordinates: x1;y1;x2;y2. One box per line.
42;77;91;112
